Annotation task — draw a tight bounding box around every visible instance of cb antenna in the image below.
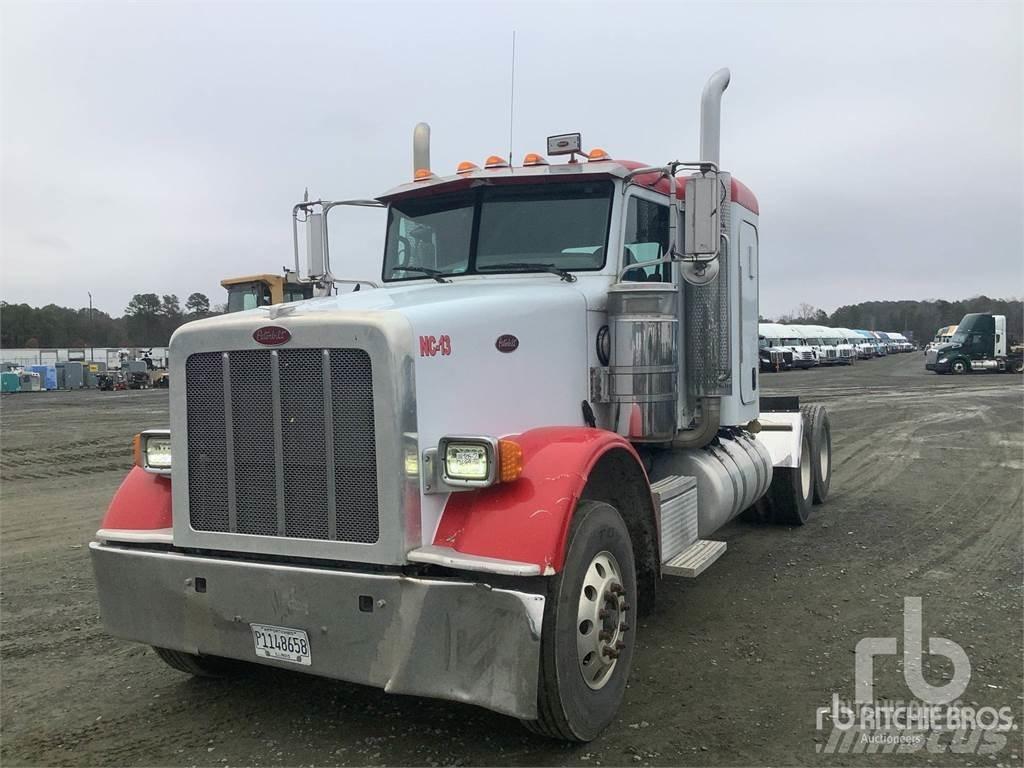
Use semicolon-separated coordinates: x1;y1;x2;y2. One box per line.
508;30;516;167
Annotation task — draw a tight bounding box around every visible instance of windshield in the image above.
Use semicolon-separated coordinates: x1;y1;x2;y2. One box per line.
226;282;271;313
782;338;802;346
383;181;613;281
824;338;841;345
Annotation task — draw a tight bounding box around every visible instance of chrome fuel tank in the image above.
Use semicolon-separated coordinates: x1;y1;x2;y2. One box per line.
607;283;678;442
651;431;772;537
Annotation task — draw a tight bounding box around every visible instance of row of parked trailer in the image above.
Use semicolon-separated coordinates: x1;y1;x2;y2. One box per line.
758;323;913;371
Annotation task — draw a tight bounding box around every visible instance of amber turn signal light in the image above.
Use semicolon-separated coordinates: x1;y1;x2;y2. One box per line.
498;439;523;483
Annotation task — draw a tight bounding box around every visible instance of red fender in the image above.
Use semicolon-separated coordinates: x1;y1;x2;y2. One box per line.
101;467;172;530
432;427;647;573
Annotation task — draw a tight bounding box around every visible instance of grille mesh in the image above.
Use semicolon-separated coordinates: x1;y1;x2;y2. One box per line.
186;353;229;533
280;349;329;539
230;350;277;536
330;350;379;544
186;348;378;543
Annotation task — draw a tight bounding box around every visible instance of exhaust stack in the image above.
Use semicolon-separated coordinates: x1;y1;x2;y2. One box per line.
699;68;730;165
413;122;431;178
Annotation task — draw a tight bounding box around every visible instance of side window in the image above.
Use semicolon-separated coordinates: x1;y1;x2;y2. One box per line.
622;197;670;282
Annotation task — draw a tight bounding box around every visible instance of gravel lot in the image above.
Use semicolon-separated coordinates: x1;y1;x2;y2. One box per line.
2;353;1022;767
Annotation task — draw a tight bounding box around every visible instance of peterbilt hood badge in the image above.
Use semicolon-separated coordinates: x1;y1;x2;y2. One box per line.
495;334;519;353
253;326;291;345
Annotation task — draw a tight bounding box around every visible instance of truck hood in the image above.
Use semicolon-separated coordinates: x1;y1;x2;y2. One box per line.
174;277;590;338
933;342;961;355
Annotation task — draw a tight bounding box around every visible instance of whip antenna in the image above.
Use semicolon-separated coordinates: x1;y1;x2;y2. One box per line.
508;30;516;166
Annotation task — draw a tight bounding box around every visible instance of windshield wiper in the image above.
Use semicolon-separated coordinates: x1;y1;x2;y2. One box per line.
390;266;451;283
478;262;577;282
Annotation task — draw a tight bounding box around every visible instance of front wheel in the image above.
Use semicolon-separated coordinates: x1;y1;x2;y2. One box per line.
523;500;637;742
153;647;238;677
951;359;968;374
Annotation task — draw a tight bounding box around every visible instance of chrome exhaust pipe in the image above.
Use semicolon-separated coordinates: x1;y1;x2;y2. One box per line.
699;68;730;165
413;122;431;177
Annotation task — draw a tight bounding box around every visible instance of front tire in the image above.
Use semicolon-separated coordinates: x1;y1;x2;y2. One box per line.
152;647;237;677
523;500;637;742
951;358;968;374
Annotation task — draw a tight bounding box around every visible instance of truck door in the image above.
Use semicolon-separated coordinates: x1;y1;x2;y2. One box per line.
620;191;671;282
739;221;758;404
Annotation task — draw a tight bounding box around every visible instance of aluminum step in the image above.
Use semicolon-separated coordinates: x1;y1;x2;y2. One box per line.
661;539;727;578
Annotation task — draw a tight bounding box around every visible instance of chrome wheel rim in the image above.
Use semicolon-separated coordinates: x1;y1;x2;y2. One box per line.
800;440;812;499
576;550;628;690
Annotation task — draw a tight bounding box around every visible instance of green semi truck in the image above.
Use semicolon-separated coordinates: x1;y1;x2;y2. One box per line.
925;313;1023;374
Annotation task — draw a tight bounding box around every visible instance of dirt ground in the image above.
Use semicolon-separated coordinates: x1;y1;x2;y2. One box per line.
2;353;1022;767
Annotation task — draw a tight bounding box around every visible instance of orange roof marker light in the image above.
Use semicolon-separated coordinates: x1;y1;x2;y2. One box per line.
456;161;480;174
484;155;509;169
522;153;549;166
413;168;434;181
588;148;611;161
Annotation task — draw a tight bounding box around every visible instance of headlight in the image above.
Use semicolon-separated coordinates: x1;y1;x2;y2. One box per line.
134;429;171;474
937;357;947;364
435;435;523;489
440;436;497;486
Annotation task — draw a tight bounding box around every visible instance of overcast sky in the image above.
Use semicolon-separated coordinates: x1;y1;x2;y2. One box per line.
2;1;1021;319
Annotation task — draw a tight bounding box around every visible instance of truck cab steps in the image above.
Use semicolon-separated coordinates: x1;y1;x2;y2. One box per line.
661;539;727;578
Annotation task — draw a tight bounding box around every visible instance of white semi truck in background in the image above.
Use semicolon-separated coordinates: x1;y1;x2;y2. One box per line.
759;323;818;369
90;70;835;742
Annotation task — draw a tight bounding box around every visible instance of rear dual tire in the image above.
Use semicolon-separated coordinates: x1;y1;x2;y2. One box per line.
802;404;832;505
759;404;831;525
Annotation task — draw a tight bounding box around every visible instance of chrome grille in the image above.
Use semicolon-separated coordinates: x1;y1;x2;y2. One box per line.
186;348;378;543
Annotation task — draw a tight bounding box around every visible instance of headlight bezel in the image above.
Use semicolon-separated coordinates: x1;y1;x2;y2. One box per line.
134;428;172;475
438;435;499;488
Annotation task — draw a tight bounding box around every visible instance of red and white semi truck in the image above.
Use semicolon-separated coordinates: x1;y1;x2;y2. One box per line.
91;69;833;741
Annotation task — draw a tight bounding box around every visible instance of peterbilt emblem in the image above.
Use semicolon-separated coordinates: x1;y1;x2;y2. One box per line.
253;326;291;346
495;334;519;353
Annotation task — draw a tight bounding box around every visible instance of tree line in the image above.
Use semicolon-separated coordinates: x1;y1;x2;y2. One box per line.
2;293;1021;350
0;293;219;349
765;296;1024;344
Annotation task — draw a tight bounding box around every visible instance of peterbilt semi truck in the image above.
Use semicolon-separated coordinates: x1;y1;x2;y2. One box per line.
90;70;834;742
925;313;1024;374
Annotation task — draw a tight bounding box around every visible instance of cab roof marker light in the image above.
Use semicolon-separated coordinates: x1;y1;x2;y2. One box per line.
456;161;480;174
414;168;437;182
484;155;510;169
587;148;611;161
522;153;549;166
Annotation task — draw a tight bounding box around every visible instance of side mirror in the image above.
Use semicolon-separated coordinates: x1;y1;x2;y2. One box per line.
305;212;326;278
683;175;720;257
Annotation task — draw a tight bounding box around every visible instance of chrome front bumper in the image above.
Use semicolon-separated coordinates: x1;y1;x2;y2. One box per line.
90;542;545;719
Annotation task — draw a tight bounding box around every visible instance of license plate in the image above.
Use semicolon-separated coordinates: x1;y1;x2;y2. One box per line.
250;623;311;666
